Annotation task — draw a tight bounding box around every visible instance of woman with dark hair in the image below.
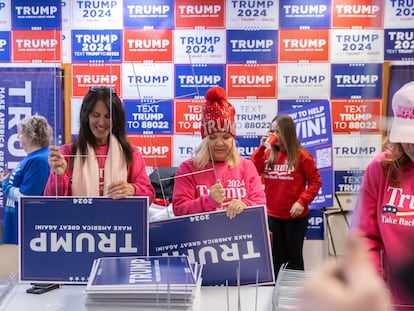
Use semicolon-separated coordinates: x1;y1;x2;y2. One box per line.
1;115;53;244
44;86;155;201
251;114;321;276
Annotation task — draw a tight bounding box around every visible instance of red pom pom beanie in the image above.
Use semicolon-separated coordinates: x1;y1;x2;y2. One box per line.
201;86;236;139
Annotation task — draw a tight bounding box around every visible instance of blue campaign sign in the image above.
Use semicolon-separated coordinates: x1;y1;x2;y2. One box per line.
287;100;334;209
384;29;414;61
123;0;174;29
124;99;173;135
0;67;63;166
11;0;61;30
175;64;225;99
335;170;364;193
306;209;324;240
0;31;10;62
19;196;149;283
71;29;122;63
235;136;262;159
227;30;277;64
149;205;274;286
279;0;331;29
331;63;383;99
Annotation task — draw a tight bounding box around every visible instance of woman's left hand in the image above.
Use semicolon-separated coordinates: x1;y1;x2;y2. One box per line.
225;199;247;219
0;170;11;182
290;202;304;218
106;181;135;199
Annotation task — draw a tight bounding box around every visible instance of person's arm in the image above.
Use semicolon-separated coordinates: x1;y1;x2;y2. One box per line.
297;233;391;311
350;155;385;276
172;161;219;216
127;146;156;204
250;145;267;174
296;150;322;207
2;179;22;201
43;145;72;196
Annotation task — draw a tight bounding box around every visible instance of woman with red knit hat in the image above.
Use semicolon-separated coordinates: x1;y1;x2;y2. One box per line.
172;86;266;218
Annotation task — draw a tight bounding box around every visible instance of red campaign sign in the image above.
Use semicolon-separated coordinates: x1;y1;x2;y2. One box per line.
12;30;61;63
278;29;330;62
332;0;384;28
175;0;225;28
128;135;172;168
123;29;173;62
331;99;382;133
71;64;122;98
174;99;203;135
227;64;277;99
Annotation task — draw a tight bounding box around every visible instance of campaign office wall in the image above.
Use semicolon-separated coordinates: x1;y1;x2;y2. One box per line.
0;0;413;212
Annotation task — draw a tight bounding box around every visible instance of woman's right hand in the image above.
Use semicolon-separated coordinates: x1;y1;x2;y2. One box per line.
48;145;67;176
260;133;269;146
210;180;225;204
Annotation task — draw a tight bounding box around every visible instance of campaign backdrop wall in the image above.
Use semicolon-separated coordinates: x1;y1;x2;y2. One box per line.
0;0;413;212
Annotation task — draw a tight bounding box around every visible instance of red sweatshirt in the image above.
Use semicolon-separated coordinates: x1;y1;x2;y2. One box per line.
250;145;321;219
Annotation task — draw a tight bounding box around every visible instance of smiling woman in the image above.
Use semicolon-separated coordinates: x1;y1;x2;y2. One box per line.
43;86;155;203
172;86;266;219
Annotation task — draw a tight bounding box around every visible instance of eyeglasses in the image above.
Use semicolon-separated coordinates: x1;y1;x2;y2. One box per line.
89;86;117;94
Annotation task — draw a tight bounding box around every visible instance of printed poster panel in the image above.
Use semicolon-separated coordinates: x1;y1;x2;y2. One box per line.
306;209;324;240
236;135;262;159
287;101;334;208
384;29;414;61
11;0;61;30
123;29;173;62
0;31;10;62
278;99;325;112
232;99;277;136
71;0;122;29
172;134;202;166
149;205;274;286
174;29;226;64
128;135;173;170
71;29;122;63
123;0;174;29
226;0;278;29
175;64;225;99
175;0;225;28
278;63;331;99
331;63;383;99
333;133;382;170
0;2;11;30
19;196;149;283
12;30;61;62
61;0;71;30
174;99;203;135
121;63;174;100
227;64;277;98
335;170;364;193
330;29;384;63
331;99;382;134
227;29;277;64
61;30;71;63
279;0;331;29
384;0;414;28
331;0;384;29
72;64;121;98
124;99;173;135
278;29;329;62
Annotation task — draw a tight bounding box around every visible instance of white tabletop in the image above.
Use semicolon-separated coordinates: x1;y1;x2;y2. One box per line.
0;284;275;311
